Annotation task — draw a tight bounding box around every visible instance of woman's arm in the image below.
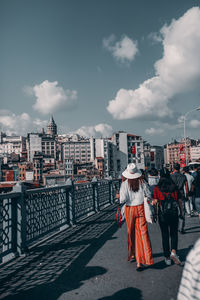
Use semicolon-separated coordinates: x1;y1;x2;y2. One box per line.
152;186;158;206
119;181;128;204
178;198;184;217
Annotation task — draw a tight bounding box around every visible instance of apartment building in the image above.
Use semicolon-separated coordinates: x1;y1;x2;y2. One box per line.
166;138;197;169
0;134;26;157
112;131;145;177
27;133;56;162
63;135;91;164
149;146;164;170
90;137;115;178
190;145;200;161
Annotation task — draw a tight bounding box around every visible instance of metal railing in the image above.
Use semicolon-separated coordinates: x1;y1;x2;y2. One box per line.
0;179;121;264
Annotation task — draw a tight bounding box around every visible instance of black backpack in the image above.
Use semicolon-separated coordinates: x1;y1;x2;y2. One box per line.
159;191;178;217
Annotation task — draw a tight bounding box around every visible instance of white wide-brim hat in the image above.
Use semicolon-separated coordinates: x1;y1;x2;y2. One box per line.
122;163;142;179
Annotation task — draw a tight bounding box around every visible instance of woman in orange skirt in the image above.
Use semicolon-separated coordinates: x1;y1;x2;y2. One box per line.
120;163;153;271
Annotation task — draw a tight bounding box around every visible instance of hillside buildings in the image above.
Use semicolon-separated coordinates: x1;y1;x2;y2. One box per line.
164;138;199;169
0;115;180;188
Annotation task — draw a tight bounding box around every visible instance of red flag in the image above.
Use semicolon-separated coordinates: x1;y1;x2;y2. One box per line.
180;144;184;152
131;146;136;154
150;151;154;162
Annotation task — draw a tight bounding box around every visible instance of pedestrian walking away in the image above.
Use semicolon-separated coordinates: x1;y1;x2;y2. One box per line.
119;163;154;271
148;167;160;197
153;169;184;266
170;163;188;234
182;166;194;217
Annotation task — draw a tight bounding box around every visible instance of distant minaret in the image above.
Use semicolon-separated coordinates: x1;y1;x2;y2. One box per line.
47;115;57;136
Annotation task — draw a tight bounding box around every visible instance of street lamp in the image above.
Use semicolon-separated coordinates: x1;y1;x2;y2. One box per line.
183;106;200;165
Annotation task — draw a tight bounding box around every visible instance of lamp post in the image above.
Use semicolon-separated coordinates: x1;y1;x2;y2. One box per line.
183;106;200;165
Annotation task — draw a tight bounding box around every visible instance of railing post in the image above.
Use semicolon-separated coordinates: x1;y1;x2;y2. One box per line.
109;180;113;204
18;188;28;255
67;181;76;226
11;197;19;258
93;182;99;212
2;197;12;263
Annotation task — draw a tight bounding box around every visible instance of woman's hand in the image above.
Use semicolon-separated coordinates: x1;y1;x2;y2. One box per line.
152;199;158;206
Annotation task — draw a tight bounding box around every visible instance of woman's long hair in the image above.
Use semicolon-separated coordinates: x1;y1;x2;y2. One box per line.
157;169;176;193
127;176;143;192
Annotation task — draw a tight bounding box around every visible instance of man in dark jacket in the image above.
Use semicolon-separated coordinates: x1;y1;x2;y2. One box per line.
171;163;188;234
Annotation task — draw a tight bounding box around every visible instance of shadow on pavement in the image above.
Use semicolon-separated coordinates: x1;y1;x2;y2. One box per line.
97;287;143;300
0;205;119;300
185;226;200;231
150;260;168;270
152;245;193;266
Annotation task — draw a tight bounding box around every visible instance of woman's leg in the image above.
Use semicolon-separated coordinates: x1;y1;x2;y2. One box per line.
158;215;170;258
169;214;179;253
185;199;191;215
125;206;136;261
135;205;153;266
189;196;194;214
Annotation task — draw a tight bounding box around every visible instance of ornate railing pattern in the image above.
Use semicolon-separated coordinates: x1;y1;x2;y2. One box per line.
0;193;20;263
98;181;110;208
74;183;94;221
0;179;121;264
25;187;68;244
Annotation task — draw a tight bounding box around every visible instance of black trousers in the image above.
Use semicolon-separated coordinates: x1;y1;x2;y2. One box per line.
158;212;179;258
178;199;185;231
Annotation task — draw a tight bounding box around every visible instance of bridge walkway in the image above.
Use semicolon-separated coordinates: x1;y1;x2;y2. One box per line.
0;203;199;300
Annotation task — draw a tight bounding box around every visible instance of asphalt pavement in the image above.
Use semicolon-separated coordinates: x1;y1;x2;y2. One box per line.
0;204;199;300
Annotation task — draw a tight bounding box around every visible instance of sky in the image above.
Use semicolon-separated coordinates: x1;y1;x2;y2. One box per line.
0;0;200;145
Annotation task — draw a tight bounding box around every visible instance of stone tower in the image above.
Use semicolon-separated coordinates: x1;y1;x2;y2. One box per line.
47;115;57;136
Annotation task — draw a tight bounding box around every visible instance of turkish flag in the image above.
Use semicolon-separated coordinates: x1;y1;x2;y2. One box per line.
150;151;154;162
180;144;184;152
131;146;136;154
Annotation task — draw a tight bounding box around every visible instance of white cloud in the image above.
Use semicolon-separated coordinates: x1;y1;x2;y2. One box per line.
30;80;77;115
103;34;138;63
145;127;164;135
0;110;47;135
76;123;113;138
189;119;200;128
107;7;200;119
148;32;163;43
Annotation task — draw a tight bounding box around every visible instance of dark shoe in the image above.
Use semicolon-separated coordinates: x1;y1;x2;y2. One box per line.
136;265;144;272
131;256;136;262
127;255;136;262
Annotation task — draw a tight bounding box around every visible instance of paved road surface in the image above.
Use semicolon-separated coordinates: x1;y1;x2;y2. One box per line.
0;204;199;300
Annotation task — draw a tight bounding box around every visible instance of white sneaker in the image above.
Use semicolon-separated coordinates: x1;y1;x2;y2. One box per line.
170;252;181;265
164;258;171;266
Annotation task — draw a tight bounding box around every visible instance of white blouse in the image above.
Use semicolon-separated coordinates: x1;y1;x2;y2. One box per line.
119;180;151;206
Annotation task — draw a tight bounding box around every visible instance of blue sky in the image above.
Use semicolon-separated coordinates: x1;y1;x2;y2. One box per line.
0;0;200;145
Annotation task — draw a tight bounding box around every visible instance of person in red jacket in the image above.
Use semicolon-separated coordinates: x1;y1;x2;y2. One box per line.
153;169;184;266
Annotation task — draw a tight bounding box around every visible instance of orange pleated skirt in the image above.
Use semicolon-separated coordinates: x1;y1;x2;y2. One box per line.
125;204;153;265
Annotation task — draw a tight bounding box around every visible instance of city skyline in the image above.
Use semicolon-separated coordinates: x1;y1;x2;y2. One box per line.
0;0;200;145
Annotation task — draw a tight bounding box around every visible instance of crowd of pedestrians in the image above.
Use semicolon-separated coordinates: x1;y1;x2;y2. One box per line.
118;162;200;297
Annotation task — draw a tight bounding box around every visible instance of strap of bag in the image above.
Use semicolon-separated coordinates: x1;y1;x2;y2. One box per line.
116;206;121;227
